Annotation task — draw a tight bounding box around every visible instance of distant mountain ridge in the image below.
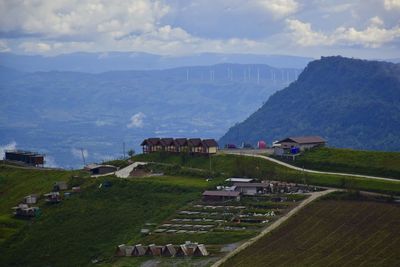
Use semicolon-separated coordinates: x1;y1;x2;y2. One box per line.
219;56;400;151
0;63;298;167
0;52;312;73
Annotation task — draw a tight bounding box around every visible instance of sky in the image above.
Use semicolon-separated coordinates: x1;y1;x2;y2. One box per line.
0;0;399;59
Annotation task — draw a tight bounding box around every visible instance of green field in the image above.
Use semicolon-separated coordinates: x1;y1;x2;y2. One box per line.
0;163;266;267
283;147;400;179
222;192;400;267
135;152;400;195
0;164;222;267
2;150;400;267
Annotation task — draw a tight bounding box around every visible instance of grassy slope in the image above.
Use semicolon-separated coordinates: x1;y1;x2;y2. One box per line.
0;165;80;244
0;164;213;267
284;147;400;179
135;153;400;195
222;193;400;267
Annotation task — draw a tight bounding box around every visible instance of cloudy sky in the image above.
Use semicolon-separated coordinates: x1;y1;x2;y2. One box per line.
0;0;399;58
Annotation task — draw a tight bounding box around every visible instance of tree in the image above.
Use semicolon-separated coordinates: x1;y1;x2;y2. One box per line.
128;149;135;157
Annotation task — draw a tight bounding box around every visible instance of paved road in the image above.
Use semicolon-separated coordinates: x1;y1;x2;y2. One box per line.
211;189;338;267
223;152;400;182
114;162;148;178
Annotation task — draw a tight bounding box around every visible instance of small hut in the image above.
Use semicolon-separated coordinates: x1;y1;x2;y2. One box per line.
174;245;189;257
12;204;40;218
132;244;147;256
115;244;126;257
54;181;68;191
146;244;163;256
193;244;209;256
44;192;61;203
24;194;38;204
161;244;176;257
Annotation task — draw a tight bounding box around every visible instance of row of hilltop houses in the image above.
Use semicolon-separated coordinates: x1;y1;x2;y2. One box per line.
141;138;219;155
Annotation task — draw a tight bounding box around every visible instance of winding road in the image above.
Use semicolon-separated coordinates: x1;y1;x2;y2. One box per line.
222;151;400;183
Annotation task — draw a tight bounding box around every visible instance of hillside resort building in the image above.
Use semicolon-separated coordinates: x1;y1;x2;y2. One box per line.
141;138;219;155
274;136;326;157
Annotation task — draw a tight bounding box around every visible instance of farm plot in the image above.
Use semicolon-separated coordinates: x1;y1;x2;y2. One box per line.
222;193;400;267
148;194;306;236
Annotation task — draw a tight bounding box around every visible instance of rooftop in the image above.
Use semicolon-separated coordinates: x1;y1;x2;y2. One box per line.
202;190;240;197
277;136;326;144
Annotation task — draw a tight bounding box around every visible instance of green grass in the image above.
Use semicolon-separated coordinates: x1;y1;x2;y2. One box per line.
222;192;400;267
2;150;400;267
0;163;257;267
284;147;400;179
0;166;207;267
135;152;400;195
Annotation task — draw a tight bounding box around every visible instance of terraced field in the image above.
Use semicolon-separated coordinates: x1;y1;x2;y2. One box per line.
222;194;400;267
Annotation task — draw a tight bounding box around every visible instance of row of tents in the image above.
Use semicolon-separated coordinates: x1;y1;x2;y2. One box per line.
115;242;208;257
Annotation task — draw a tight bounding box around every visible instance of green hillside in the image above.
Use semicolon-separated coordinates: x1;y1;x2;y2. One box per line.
220;56;400;151
0;164;214;267
222;192;400;267
284;147;400;179
1;151;400;266
135;153;400;195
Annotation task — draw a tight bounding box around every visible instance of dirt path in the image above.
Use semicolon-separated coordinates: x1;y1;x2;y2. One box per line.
114;162;148;178
223;152;400;182
211;189;337;267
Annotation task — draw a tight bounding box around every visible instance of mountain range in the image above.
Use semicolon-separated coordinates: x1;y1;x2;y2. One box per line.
0;52;312;73
0;63;298;168
220;56;400;151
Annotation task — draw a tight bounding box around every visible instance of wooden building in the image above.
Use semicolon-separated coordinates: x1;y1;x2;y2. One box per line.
174;138;188;152
85;164;117;175
202;190;241;202
188;138;203;153
44;192;61;203
141;137;218;155
24;194;38;204
146;244;163;256
161;244;176;257
12;204;40;218
160;138;175;152
193;244;209;256
4;150;45;167
132;244;147;256
234;182;270;195
201;139;219;154
140;138;162;153
275;136;326;151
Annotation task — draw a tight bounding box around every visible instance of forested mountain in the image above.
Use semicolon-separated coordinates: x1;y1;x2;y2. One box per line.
220;56;400;151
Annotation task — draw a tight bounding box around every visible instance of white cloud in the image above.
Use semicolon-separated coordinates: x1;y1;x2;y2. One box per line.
0;141;17;159
0;0;170;38
71;148;89;160
286;19;330;46
286;18;400;48
19;42;52;53
369;16;384;27
384;0;400;10
0;40;10;52
257;0;299;18
127;112;146;128
95;119;112;126
45;155;58;168
334;25;400;48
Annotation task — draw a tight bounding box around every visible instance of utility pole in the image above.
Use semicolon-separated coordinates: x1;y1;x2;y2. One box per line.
209;153;212;179
80;148;86;166
123;142;126;159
